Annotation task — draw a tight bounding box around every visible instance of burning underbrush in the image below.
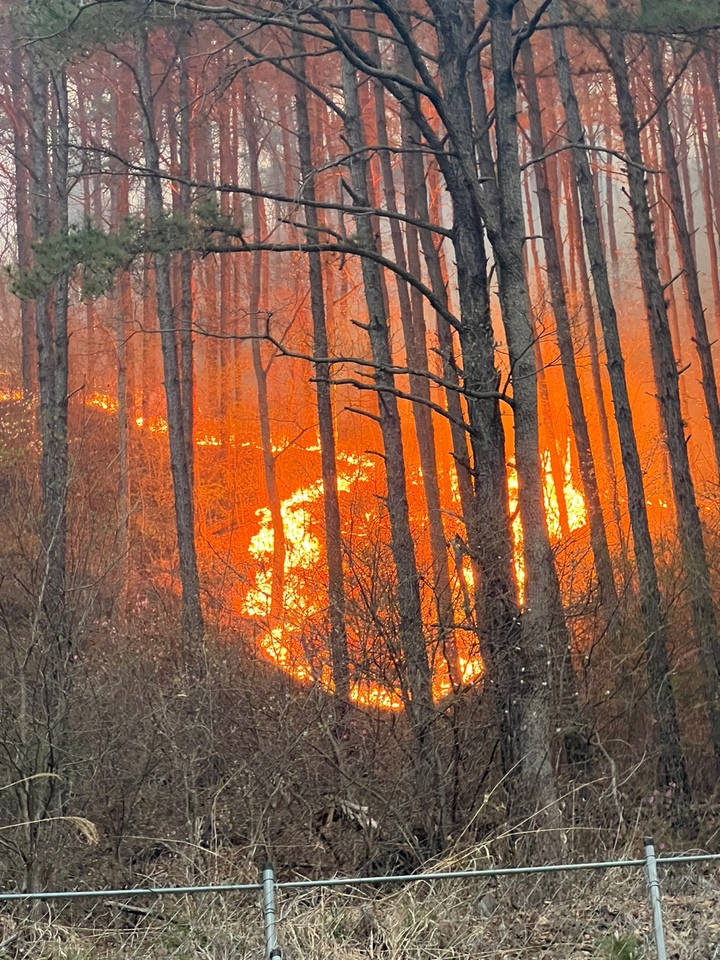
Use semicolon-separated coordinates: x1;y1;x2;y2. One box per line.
2;386;718;732
0;388;595;710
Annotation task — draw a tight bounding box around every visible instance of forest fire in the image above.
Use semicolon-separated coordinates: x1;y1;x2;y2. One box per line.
0;386;590;709
243;441;585;707
4;0;720;904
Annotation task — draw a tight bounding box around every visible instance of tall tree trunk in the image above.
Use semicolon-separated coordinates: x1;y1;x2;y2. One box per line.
643;111;689;423
607;3;720;774
649;38;720;479
397;36;477;559
522;159;572;544
218;98;232;421
77;89;97;393
366;18;459;686
243;80;286;629
696;63;720;331
177;28;195;491
549;1;694;812
556;104;623;556
10;46;34;398
293;33;350;706
704;42;720;130
112;87;132;617
136;30;204;659
413;159;476;537
485;0;568;845
695;99;720;332
521;37;618;614
427;0;557;837
604;133;620;291
672;81;697;262
22;50;70;892
338;12;444;852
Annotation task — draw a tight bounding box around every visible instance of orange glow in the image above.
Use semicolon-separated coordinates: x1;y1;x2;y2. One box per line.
509;442;587;601
544;441;587;539
0;389;23;402
87;391;118;413
241;457;491;709
22;389;592;711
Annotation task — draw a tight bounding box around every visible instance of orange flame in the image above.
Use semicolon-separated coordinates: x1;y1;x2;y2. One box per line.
64;391;588;710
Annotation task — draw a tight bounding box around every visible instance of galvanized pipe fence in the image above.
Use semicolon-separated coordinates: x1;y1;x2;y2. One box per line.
1;840;718;959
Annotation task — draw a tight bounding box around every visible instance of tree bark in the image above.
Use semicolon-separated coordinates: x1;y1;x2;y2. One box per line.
520;36;618;614
136;30;204;658
338;9;444;852
696;61;720;332
177;27;195;489
608;2;720;776
550;0;693;810
243;79;287;629
522;153;572;544
293;32;350;706
366;17;459;686
112;86;132;617
424;0;562;840
485;0;568;844
10;45;34;398
557;105;624;557
649;38;720;480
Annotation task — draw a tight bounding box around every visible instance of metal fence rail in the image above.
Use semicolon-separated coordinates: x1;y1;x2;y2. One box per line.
0;841;718;959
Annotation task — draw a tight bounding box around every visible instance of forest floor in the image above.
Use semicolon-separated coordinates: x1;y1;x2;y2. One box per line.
1;856;718;958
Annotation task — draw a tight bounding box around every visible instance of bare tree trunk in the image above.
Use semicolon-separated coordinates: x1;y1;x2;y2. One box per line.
243;80;286;628
21;49;71;892
425;0;558;838
696;62;720;331
293;33;350;706
10;46;34;398
643;111;689;423
650;38;720;479
558;107;623;555
218;101;232;421
522;159;572;543
339;13;444;852
77;88;97;394
485;1;568;846
604;138;620;292
396;34;477;570
366;18;458;685
413;161;476;535
136;30;204;658
521;36;618;614
111;87;132;617
549;1;694;813
607;3;720;774
694;90;720;331
177;28;195;490
704;42;720;130
672;82;697;262
699;63;720;245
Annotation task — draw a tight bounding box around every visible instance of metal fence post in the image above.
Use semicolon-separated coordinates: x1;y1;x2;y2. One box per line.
262;862;281;959
643;837;667;960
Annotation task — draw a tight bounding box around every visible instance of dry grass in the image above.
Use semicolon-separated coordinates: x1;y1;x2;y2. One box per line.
1;856;718;959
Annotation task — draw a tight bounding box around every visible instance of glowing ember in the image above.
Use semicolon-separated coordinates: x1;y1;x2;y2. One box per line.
134;414;168;434
0;389;23;402
87;392;118;413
